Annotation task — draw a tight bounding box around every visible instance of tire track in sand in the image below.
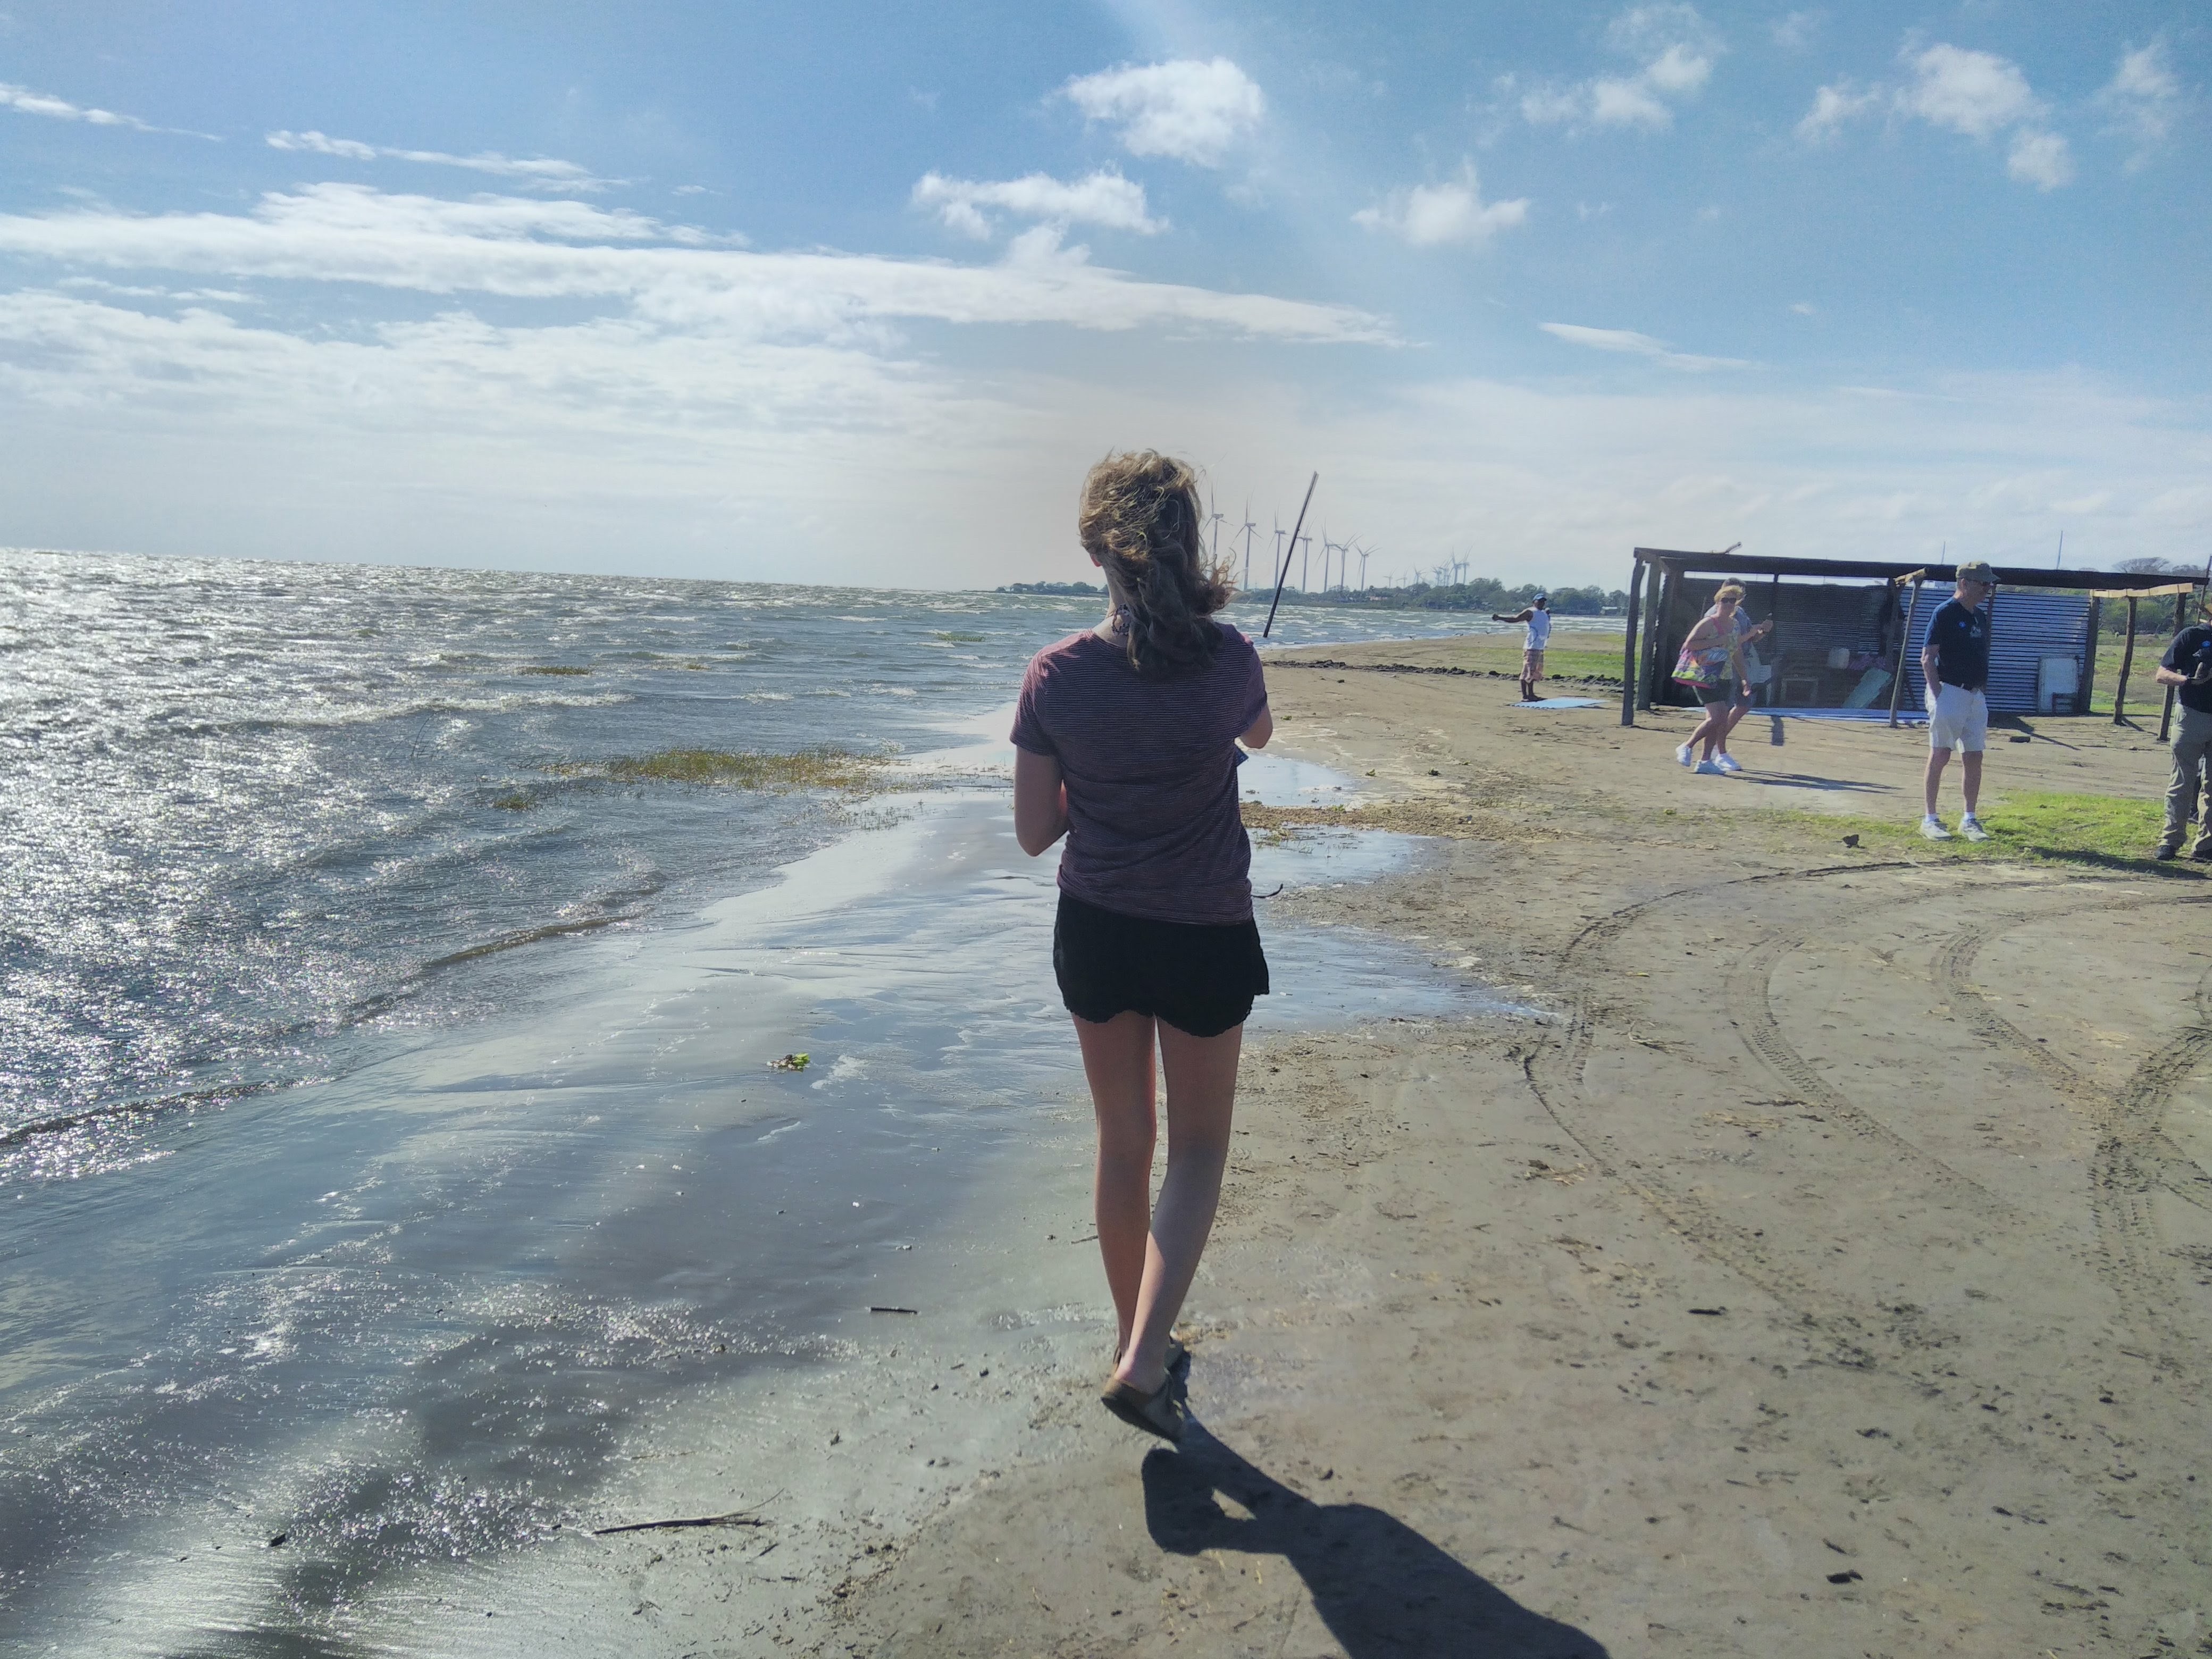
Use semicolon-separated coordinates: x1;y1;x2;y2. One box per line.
1523;861;2008;1369
1933;901;2212;1374
1725;928;2026;1226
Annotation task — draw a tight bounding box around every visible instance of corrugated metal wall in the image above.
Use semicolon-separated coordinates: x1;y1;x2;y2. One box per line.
1898;584;2092;715
1652;575;2093;713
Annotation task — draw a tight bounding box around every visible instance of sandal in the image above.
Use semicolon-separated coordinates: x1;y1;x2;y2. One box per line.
1100;1376;1187;1443
1112;1337;1191;1380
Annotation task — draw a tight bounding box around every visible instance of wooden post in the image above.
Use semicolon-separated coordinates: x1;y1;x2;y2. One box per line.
2113;597;2139;725
2160;593;2191;742
1889;576;1925;728
1618;556;1645;728
1764;571;1781;707
2080;596;2100;716
1648;561;1681;708
1637;562;1654;712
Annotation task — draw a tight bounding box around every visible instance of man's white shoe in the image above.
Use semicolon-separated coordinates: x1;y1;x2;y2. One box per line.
1695;760;1726;775
1921;816;1953;841
1714;753;1742;774
1959;815;1990;842
1675;742;1695;768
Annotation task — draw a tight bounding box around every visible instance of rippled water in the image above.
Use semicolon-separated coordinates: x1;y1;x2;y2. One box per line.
0;549;1531;1651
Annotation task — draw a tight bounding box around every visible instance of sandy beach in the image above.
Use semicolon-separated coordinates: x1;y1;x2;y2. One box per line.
790;642;2211;1656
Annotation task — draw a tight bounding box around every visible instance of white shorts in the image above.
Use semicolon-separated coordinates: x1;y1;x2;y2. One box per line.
1927;683;1988;752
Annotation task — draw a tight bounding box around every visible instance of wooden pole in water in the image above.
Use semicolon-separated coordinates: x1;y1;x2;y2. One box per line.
1889;575;1925;728
1261;473;1318;639
1618;554;1645;727
2113;596;2139;725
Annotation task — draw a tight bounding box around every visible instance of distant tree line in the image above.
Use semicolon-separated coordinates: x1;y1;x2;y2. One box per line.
1259;579;1627;615
2104;557;2209;635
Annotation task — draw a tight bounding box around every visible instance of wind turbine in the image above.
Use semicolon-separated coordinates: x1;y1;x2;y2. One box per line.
1238;500;1258;589
1298;533;1313;594
1205;492;1225;560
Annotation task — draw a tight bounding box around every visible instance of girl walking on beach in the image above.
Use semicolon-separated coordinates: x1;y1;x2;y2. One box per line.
1010;451;1273;1444
1672;584;1771;774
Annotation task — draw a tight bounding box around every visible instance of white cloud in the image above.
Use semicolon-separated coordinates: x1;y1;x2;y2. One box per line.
1;79;207;137
265;129;612;191
1796;41;2073;189
1521;5;1720;132
1353;166;1528;248
1795;80;1881;143
0;184;1384;345
1540;321;1749;371
2098;39;2181;168
2005;129;2075;190
1061;58;1264;166
1896;43;2038;138
911;170;1162;239
1789;301;1817;316
1772;10;1824;53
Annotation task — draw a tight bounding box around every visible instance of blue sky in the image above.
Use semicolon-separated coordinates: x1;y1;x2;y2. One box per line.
0;1;2204;589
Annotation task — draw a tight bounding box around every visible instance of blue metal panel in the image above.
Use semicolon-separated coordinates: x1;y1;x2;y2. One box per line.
1898;584;2092;715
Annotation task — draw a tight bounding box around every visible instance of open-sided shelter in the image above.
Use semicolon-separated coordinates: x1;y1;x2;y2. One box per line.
1614;550;2205;735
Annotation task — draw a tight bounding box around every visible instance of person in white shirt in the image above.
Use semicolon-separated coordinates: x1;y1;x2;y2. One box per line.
1492;592;1552;703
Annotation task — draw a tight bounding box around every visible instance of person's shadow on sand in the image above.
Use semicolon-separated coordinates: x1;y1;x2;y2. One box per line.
1143;1426;1610;1658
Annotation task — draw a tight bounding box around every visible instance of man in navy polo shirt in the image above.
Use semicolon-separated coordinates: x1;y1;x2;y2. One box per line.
2154;597;2212;860
1920;563;1995;841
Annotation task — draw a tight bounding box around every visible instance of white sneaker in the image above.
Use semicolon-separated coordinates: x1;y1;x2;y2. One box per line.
1714;753;1742;774
1959;815;1990;842
1675;742;1695;768
1921;816;1953;840
1695;760;1725;775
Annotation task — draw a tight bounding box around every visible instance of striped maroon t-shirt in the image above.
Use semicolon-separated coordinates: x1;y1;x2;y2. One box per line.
1010;621;1269;925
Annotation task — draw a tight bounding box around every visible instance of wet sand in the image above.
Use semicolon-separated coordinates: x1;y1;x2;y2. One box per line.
807;650;2210;1656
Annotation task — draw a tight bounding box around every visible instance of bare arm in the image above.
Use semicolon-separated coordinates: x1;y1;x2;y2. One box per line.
1490;608;1534;624
1012;748;1068;856
2154;665;2202;687
1241;705;1273;749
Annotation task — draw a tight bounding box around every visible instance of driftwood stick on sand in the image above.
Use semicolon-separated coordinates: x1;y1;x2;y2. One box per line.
594;1499;777;1536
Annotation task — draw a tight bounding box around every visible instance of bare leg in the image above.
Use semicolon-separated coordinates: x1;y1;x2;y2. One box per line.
1717;698;1752;753
1925;747;1951;816
1699;701;1732;759
1961;750;1983;816
1073;1011;1157;1356
1112;1019;1243;1394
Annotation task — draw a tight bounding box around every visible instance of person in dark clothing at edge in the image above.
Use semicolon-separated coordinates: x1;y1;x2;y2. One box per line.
2153;596;2212;860
1920;562;1996;841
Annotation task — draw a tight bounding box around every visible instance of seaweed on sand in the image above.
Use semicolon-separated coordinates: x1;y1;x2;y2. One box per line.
554;747;886;793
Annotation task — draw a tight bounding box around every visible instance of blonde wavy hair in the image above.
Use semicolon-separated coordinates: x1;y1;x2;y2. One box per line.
1078;451;1235;677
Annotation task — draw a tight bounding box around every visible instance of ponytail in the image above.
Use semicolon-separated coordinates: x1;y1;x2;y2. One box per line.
1078;451;1234;677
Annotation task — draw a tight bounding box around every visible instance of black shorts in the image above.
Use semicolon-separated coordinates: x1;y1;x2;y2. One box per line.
1052;892;1269;1038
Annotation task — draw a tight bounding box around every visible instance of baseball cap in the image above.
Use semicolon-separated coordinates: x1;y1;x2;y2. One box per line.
1955;560;1997;585
1532;590;1549;604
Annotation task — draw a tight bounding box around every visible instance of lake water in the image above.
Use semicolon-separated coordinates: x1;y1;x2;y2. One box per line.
0;550;1532;1652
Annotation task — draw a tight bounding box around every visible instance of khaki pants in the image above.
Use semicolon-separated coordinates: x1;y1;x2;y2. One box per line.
2165;705;2212;852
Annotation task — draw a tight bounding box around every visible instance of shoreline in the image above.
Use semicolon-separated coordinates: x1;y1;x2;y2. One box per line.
819;648;2209;1656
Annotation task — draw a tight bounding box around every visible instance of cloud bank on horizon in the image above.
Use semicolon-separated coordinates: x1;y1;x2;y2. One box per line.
0;2;2203;590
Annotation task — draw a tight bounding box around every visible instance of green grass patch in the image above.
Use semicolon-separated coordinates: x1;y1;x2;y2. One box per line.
1369;634;1625;683
933;631;986;644
554;747;884;792
1767;790;2186;874
520;664;591;676
491;792;535;811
